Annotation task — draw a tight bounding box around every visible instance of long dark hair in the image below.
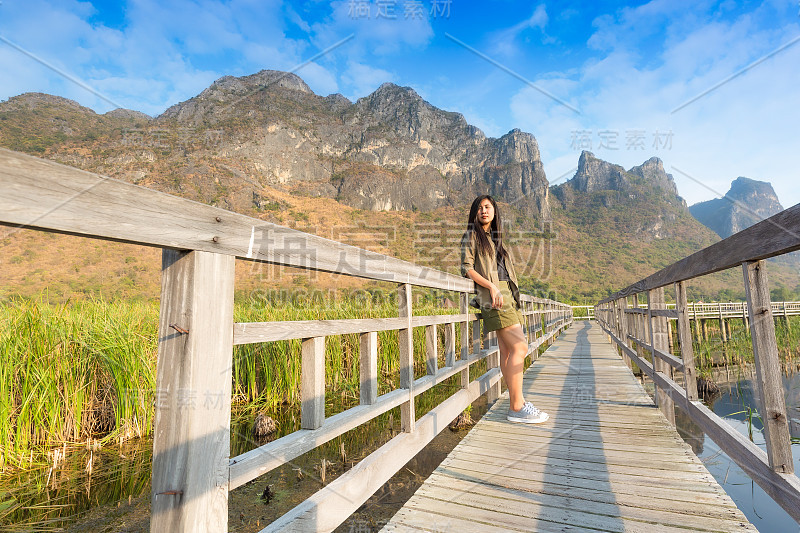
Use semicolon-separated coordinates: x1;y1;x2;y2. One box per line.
466;195;509;260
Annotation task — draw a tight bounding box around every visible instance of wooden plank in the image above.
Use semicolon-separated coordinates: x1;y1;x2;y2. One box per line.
151;250;234;533
422;465;730;509
599;202;800;304
398;284;415;433
742;260;794;474
632;346;800;523
684;397;800;522
412;348;496;397
300;337;325;430
233;314;473;344
229;388;409;490
384;322;761;533
0;147;473;292
415;477;753;532
260;368;501;533
649;309;678;319
359;331;377;405
675;282;698;401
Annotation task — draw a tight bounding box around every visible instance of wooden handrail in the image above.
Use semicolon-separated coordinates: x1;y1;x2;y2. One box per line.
599;202;800;304
0;146;575;532
0;148;469;292
595;204;800;521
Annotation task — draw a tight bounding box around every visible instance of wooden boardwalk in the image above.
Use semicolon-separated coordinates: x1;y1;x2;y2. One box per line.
382;321;757;532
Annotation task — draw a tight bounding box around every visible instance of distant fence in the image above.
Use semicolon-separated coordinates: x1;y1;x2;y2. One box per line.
571;305;595;320
595;203;800;522
0;148;573;532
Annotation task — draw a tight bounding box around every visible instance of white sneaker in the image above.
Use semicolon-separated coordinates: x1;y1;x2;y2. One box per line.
507;402;549;424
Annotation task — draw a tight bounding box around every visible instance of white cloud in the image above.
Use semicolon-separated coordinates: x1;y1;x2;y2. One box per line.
311;0;434;57
341;61;395;100
295;62;339;96
510;0;800;208
0;0;311;115
489;4;553;57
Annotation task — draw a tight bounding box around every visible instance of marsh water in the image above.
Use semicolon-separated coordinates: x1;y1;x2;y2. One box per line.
673;369;800;532
0;394;491;532
4;362;800;531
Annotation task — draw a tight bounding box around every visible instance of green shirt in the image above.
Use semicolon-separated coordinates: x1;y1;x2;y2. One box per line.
460;229;521;310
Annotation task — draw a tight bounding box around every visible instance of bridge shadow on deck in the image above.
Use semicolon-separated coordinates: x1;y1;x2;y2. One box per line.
383;321;758;532
529;320;625;531
383;322;628;531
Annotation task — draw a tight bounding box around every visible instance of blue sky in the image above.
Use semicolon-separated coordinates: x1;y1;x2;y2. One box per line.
1;0;798;208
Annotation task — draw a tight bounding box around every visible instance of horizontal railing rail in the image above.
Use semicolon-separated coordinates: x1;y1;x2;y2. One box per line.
0;148;573;532
570;305;595;320
595;203;800;523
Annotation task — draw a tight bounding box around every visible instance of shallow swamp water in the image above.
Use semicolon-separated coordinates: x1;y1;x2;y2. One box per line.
0;395;491;532
672;368;800;532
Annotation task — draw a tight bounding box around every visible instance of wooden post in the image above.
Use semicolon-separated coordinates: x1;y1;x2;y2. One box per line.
487;329;500;403
444;322;456;368
718;303;728;343
675;281;699;401
425;324;438;376
618;298;631;369
525;300;533;348
359;331;378;405
301;337;326;429
667;319;675;354
648;288;675;424
398;284;415;433
151;250;234;533
782;301;791;332
692;302;701;343
472;319;481;357
742;301;750;330
632;294;645;365
459;293;470;389
743;260;794;473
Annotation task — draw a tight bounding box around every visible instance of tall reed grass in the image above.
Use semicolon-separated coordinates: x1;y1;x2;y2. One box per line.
687;315;800;376
0;298;157;471
0;290;460;471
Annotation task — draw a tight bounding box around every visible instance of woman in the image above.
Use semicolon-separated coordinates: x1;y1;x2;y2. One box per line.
460;195;549;424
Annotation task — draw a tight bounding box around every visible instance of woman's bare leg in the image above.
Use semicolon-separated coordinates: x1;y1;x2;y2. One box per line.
495;324;528;411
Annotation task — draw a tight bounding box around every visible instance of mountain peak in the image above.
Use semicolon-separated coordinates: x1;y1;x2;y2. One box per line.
727;176;779;202
628;156;679;198
689;177;783;238
571;151;627;193
2;92;92;113
206;70;313;96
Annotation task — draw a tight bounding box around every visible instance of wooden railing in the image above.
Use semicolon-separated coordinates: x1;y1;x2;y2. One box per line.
595;203;800;522
574;301;800;322
0;148;573;532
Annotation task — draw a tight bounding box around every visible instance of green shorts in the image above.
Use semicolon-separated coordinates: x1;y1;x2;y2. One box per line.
481;281;523;333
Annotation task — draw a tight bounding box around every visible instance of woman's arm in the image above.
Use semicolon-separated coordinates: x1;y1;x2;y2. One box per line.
465;269;503;309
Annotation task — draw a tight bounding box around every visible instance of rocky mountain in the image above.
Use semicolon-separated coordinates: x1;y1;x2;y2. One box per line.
3;75;800;303
551;151;686;240
0;93;150;154
689;177;784;239
24;70;548;218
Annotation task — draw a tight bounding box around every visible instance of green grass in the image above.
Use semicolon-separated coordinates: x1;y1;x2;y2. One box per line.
678;315;800;377
0;290;468;471
0;298;157;471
